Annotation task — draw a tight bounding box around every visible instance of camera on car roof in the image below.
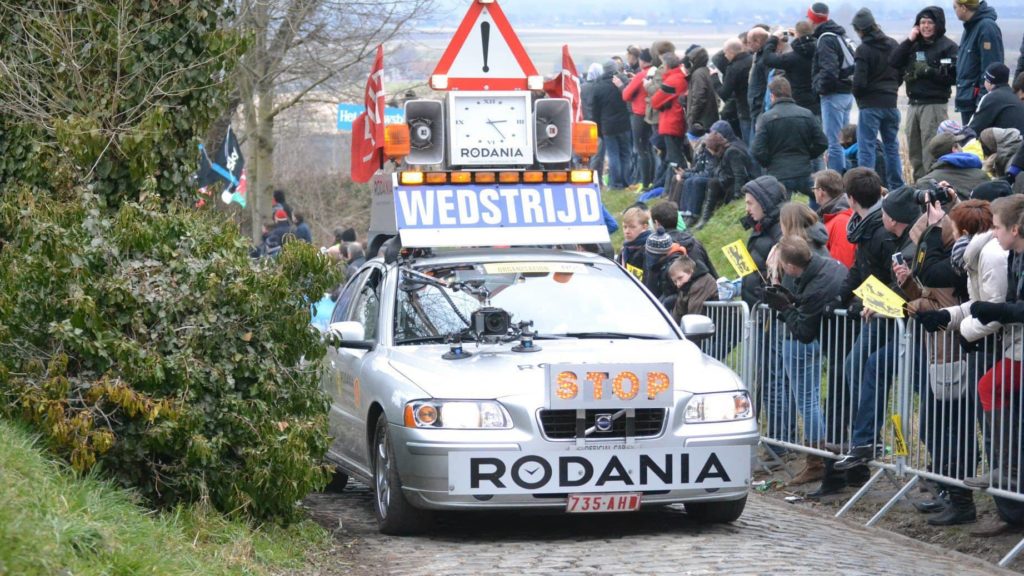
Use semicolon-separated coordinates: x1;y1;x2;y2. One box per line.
471;307;511;338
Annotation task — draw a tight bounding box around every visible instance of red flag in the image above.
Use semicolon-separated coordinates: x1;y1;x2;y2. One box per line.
543;45;583;122
351;45;385;183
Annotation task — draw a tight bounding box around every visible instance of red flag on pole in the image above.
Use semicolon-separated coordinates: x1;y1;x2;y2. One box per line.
543;45;583;122
350;45;385;183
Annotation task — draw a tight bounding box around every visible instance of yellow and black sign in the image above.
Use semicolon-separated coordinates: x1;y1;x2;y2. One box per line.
853;275;906;318
721;240;758;278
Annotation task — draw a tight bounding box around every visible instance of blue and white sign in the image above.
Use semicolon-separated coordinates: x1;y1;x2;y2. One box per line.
394;185;610;247
337;103;405;131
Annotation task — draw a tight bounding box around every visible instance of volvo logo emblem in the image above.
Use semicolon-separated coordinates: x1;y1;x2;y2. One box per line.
595;413;613;432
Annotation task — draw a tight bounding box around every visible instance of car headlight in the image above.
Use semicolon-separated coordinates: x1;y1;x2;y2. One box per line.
684;392;753;423
404;400;512;429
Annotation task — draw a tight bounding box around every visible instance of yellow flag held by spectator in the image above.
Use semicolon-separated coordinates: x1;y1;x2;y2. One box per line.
853;275;906;318
721;240;758;278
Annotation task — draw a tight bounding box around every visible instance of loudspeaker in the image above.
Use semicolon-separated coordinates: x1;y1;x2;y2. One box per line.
533;98;573;164
404;99;445;165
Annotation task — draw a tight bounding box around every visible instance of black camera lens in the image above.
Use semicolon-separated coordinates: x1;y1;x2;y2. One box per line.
472;307;511;337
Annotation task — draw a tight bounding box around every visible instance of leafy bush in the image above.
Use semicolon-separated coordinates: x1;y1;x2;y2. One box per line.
0;188;341;522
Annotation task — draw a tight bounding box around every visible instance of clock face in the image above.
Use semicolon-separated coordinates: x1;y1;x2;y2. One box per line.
449;92;532;166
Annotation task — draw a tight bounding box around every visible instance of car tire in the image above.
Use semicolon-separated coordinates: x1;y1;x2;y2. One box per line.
685;495;747;523
323;468;349;493
372;413;432;535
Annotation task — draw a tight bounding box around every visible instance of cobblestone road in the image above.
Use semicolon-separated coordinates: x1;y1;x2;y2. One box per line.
301;482;1015;576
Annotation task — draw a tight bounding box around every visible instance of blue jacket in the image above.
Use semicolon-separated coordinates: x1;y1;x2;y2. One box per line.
955;1;1004;112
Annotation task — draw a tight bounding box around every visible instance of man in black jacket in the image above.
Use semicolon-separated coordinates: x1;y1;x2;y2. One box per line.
685;46;720;135
695;120;758;229
809;2;855;173
890;6;959;180
747;27;771;131
588;59;633;189
765;235;848;484
851;8;904;191
751;77;829;201
713;38;753;144
763;23;819;115
967;63;1024;135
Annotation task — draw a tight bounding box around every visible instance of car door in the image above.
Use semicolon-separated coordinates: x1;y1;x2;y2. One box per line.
335;266;383;470
322;269;370;465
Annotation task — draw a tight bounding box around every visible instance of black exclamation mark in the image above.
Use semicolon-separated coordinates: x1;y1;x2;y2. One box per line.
480;21;491;73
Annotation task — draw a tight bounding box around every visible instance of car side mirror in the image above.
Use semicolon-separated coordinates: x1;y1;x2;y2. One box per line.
680;314;715;343
327;321;374;350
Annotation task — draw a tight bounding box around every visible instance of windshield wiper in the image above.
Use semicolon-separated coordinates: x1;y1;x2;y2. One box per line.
557;332;667;340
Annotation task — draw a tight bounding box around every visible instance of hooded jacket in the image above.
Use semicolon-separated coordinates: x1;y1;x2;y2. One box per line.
763;34;819;113
751;97;829;180
852;28;901;109
778;254;848;343
983;127;1023;176
819;194;857;268
713;51;752;121
715;139;758;202
917;152;990;195
955;1;1004;112
943;230;1007;341
740;176;786;306
685;47;720;133
889;7;958;105
651;65;688;137
812;20;854;95
588;69;633;137
671;259;720;322
967;85;1024;135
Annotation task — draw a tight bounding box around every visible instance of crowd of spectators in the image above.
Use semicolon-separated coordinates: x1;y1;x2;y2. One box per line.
594;1;1024;535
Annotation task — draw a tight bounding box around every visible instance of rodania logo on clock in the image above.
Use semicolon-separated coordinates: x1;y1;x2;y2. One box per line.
458;146;525;159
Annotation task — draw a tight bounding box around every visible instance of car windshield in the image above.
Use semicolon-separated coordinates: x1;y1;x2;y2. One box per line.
394;260;677;343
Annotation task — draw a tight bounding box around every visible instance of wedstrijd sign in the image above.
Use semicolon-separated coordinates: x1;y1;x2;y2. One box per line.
448;446;750;495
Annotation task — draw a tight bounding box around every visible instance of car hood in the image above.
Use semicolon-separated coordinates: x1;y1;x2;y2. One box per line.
386;339;743;402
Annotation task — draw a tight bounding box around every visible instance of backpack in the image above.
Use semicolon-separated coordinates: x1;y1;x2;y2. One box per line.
817;32;856;79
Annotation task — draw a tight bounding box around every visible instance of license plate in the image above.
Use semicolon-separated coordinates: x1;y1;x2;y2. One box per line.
566;492;641;513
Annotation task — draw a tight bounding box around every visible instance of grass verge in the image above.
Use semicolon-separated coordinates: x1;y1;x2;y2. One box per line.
0;417;330;576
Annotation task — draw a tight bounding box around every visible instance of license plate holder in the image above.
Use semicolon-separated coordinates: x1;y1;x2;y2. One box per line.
565;492;641;513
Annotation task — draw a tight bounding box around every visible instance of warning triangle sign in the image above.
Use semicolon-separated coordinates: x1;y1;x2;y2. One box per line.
431;0;538;91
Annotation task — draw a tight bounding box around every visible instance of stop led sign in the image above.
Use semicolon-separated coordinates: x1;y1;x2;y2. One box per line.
545;363;674;408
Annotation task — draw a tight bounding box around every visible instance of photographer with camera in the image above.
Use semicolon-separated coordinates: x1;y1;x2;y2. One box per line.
916;132;990;195
763;22;820;116
889;7;959;181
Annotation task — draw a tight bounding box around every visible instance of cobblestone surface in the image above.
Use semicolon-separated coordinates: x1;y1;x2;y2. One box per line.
299;481;1015;576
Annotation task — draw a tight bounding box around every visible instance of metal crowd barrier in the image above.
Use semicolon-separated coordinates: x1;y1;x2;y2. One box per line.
719;301;1024;567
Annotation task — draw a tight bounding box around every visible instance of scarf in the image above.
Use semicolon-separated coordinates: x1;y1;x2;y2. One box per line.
950;234;971;276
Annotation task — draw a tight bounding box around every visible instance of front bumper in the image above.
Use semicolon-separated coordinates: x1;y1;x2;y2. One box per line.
390;423;759;511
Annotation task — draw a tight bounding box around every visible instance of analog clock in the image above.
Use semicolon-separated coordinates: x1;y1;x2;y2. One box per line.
448;92;532;166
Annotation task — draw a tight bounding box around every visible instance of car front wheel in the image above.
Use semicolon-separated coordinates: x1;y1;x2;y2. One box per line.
372;413;431;535
685;495;747;523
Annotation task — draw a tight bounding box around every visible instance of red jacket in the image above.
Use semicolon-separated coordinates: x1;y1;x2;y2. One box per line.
650;66;687;137
622;64;651;116
823;208;856;268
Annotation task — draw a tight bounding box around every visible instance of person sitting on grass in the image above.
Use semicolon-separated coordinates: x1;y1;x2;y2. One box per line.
668;254;719;322
650;201;718;278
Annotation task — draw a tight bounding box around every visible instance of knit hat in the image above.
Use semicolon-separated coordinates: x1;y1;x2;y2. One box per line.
971;180;1013;201
639;48;652;63
709;120;736;140
807;2;829;25
926;132;957;160
882;185;922;224
645;226;674;255
936;119;962;135
955;0;980;8
851;8;876;31
602;59;618;75
984;62;1010;86
274;209;289;222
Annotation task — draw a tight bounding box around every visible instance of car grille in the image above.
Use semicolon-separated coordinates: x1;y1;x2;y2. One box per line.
538;409;666;440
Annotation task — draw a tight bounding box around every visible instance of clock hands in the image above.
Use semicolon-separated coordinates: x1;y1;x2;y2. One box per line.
485;119;506;139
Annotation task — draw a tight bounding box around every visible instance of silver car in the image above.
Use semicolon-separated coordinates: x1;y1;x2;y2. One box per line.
319;248;757;534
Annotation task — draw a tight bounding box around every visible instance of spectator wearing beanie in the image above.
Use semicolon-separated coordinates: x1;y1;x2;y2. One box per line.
889;6;959;181
917;131;990;195
953;0;1004;124
851;8;904;191
809;2;856;173
623;48;656;190
643;226;689;304
968;63;1024;135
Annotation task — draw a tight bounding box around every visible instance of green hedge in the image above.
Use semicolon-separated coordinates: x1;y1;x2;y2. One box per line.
0;190;341;522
